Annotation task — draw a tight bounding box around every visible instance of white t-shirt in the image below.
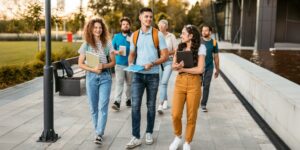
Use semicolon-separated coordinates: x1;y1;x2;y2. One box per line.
198;44;206;56
164;32;178;52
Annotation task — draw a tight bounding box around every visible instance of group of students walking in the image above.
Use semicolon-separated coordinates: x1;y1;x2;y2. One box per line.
78;7;219;150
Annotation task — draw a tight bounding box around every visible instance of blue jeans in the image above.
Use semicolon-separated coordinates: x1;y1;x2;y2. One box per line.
131;73;159;139
159;61;173;103
86;71;112;136
201;68;213;106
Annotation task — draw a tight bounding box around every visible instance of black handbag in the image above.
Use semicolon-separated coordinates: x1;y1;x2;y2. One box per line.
60;59;74;77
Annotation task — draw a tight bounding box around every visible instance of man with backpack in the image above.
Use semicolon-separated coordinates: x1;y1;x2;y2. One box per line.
126;7;169;149
200;25;220;112
111;17;133;111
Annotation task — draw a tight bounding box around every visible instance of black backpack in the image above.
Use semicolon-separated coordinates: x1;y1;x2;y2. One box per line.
60;59;73;77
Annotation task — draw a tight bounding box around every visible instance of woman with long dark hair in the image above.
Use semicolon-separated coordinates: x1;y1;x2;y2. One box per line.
169;25;206;150
78;18;116;145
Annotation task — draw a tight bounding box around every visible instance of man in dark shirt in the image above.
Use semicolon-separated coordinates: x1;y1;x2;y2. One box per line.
200;25;220;112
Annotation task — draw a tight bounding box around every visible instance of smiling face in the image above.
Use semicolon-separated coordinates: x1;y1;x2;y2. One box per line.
180;27;193;43
139;11;153;28
92;22;102;38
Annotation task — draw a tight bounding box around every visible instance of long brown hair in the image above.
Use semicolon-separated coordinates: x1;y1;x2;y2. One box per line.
83;18;110;49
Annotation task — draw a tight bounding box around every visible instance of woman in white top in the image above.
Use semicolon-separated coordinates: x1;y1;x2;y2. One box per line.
157;19;178;114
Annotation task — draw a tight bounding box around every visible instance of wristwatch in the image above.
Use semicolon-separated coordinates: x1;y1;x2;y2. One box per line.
151;61;155;66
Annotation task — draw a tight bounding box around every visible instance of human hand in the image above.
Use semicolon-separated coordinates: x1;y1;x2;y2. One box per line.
144;63;153;71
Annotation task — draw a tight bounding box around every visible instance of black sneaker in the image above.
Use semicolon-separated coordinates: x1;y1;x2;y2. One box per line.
201;106;208;112
112;101;120;111
94;135;103;145
126;99;131;107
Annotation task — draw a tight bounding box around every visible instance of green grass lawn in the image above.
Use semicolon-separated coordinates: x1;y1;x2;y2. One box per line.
0;41;82;66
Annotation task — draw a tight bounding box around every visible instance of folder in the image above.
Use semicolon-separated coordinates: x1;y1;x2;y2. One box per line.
124;65;145;72
176;51;194;68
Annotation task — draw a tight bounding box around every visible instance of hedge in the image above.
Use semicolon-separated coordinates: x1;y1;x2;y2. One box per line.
0;48;79;89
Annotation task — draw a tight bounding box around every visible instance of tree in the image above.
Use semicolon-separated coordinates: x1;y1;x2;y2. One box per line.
122;0;144;31
88;0;112;16
166;0;189;34
51;9;64;40
186;2;203;28
66;9;86;34
87;0;144;32
104;10;123;34
22;2;44;51
154;12;171;26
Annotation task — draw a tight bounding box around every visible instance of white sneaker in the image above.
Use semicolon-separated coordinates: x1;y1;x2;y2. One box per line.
183;142;191;150
163;101;168;110
157;104;163;114
145;133;153;145
169;136;182;150
126;137;142;149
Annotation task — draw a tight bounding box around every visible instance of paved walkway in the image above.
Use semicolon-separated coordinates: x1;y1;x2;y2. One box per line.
0;72;276;150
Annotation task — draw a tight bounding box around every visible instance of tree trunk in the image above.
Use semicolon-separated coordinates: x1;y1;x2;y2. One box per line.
55;23;58;41
38;32;42;51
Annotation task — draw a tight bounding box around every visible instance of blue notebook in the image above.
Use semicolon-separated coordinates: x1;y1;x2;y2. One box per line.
124;65;145;72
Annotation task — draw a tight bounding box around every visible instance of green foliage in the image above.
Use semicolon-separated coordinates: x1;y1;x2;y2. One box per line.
35;46;79;63
0;47;79;89
166;0;189;34
154;12;171;26
88;0;144;32
0;60;44;89
22;2;44;33
0;20;32;33
186;2;203;28
104;10;123;34
88;0;112;16
66;9;86;33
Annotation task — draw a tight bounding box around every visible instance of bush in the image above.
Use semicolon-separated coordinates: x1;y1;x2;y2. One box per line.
0;47;78;89
56;46;79;60
0;65;23;89
35;50;58;62
36;47;78;62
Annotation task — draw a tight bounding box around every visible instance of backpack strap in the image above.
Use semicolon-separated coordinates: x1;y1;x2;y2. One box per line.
132;28;164;71
83;42;90;52
104;45;110;63
133;30;140;64
213;39;217;47
152;28;159;49
152;28;164;71
133;30;140;48
213;39;217;52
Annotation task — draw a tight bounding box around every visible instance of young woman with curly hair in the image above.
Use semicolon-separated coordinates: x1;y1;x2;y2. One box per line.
169;25;206;150
78;17;116;145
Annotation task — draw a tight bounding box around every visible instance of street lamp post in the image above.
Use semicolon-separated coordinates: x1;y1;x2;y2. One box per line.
37;0;59;142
